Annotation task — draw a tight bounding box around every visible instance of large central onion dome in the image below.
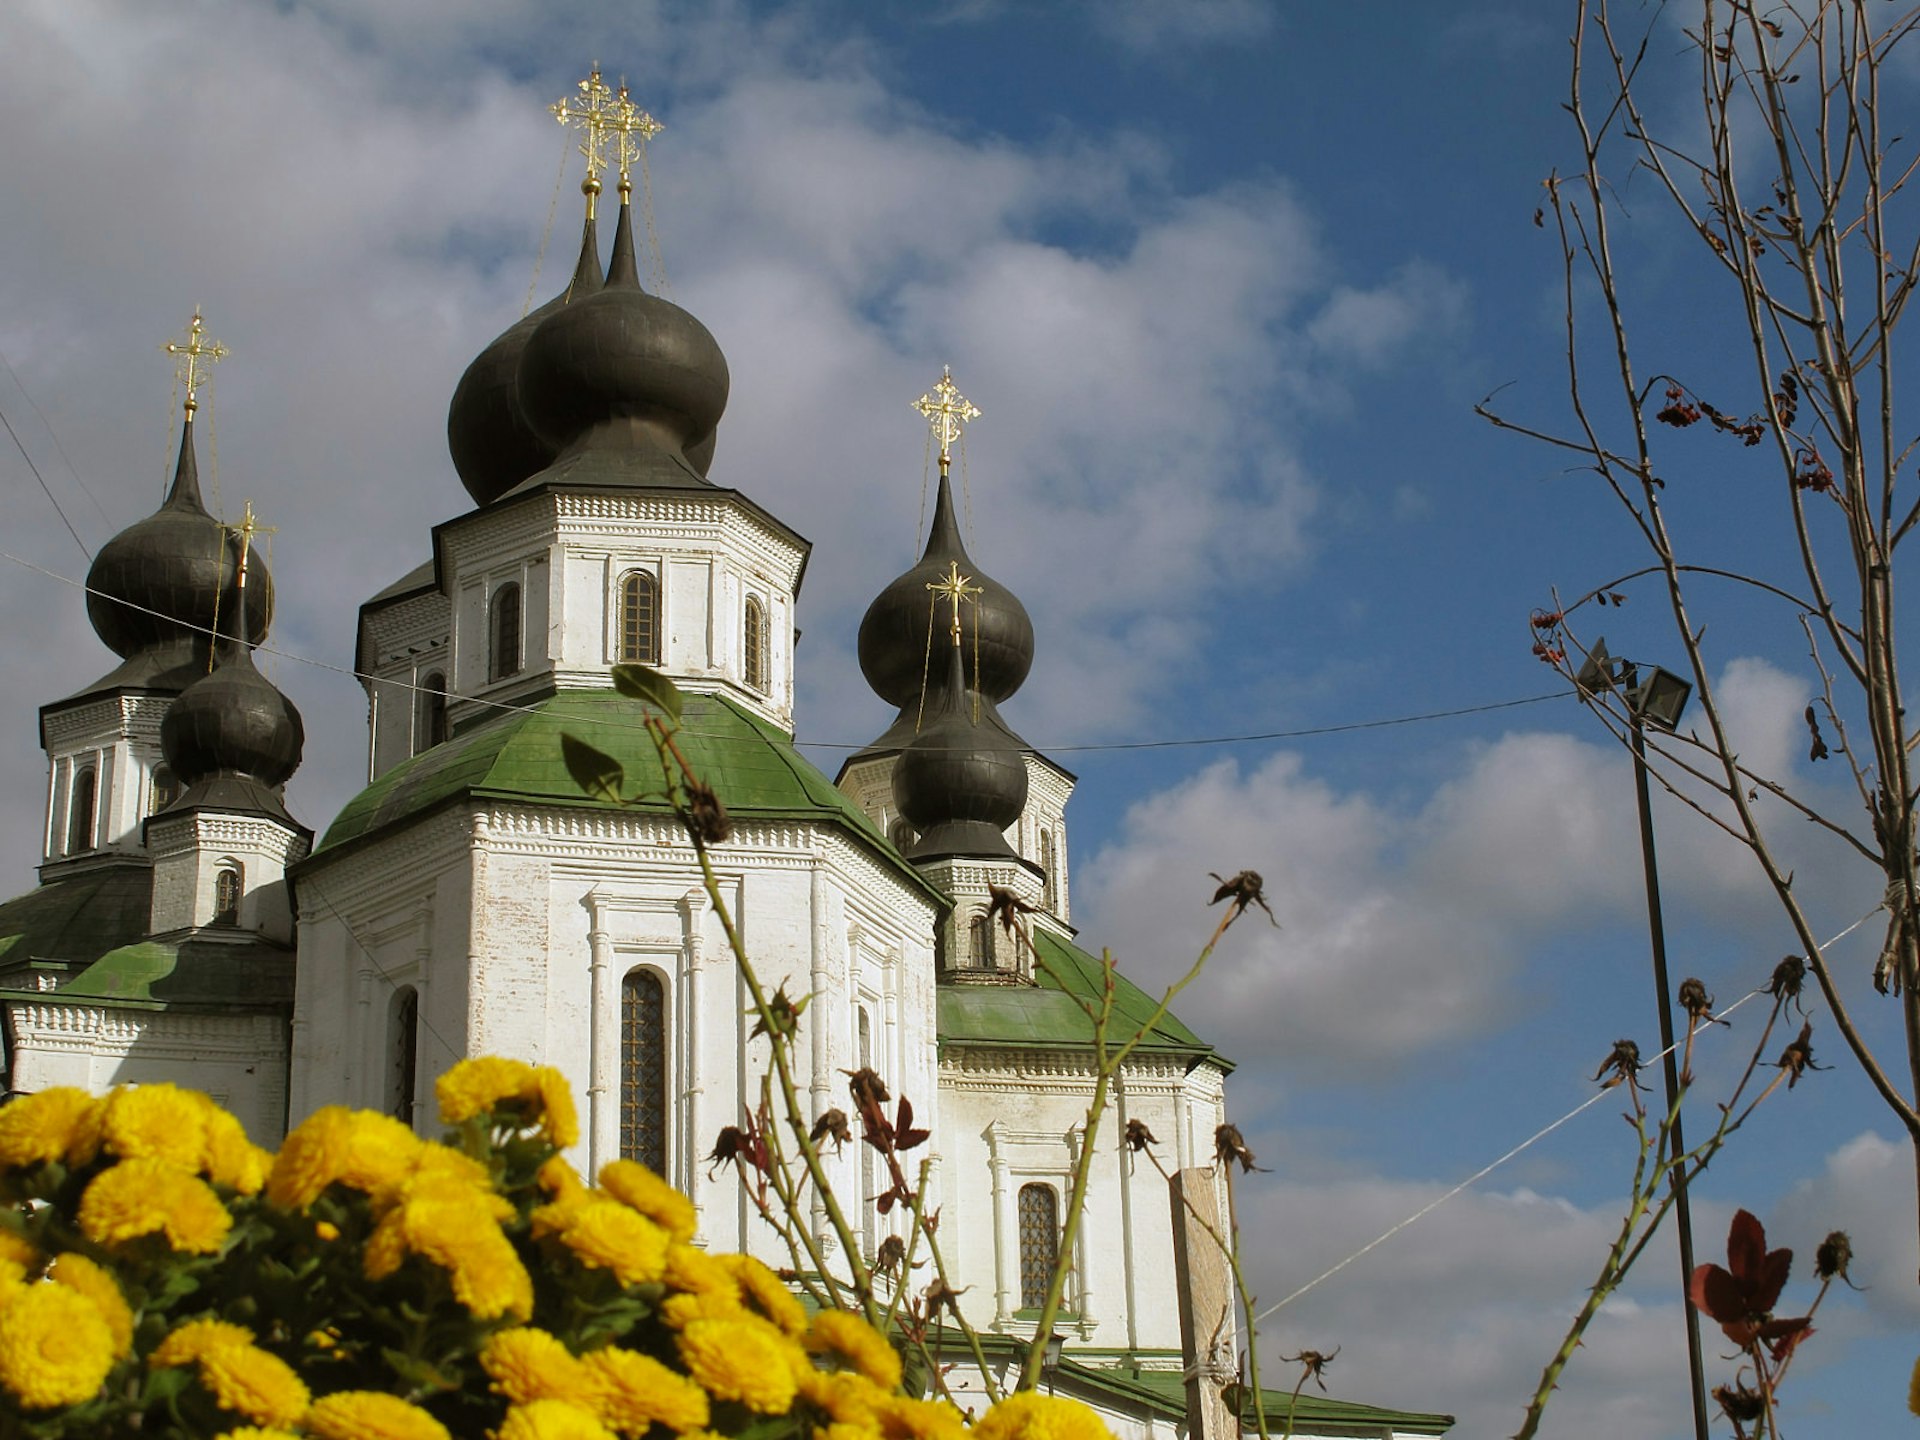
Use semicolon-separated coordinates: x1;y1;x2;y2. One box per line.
858;472;1034;710
85;417;271;665
517;192;729;469
446;209;604;507
891;638;1030;860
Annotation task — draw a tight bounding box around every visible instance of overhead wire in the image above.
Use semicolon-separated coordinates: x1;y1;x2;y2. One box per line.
0;544;1571;759
0;347;110;536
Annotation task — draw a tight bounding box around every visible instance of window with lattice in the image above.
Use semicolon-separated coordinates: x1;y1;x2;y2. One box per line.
389;987;418;1125
213;865;243;926
491;583;521;681
620;571;661;665
622;969;668;1171
743;595;769;693
1018;1182;1060;1310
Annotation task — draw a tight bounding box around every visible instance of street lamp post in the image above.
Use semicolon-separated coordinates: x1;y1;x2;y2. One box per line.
1577;640;1710;1440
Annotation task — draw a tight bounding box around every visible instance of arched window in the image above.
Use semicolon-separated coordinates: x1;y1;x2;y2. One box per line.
1018;1183;1060;1311
888;817;915;853
416;672;448;753
743;595;768;693
388;987;419;1125
621;969;668;1171
969;913;992;968
490;583;522;682
149;764;179;816
66;766;96;855
213;864;243;925
619;571;661;666
1040;830;1056;911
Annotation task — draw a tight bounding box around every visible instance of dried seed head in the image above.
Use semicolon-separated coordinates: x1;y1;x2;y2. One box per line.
1678;977;1714;1017
875;1234;907;1276
1593;1038;1643;1087
1215;1123;1264;1173
1125;1118;1159;1153
1769;954;1807;1000
810;1108;851;1151
1713;1383;1765;1424
845;1067;891;1109
686;779;732;844
1814;1230;1852;1282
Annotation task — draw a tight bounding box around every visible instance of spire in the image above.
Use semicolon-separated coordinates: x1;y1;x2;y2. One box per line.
163;414;207;514
607;189;640;290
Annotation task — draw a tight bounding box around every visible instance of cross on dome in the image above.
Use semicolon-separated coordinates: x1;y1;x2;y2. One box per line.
162;308;228;419
912;365;980;475
926;559;982;646
552;66;665;207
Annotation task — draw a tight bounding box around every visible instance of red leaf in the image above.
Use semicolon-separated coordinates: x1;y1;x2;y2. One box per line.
1690;1264;1747;1325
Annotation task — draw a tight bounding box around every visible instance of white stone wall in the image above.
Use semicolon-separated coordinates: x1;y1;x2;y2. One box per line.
39;694;174;864
359;585;452;780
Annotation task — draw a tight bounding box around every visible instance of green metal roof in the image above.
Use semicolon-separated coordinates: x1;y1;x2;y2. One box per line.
1115;1366;1454;1436
0;865;153;969
312;691;944;905
937;929;1220;1063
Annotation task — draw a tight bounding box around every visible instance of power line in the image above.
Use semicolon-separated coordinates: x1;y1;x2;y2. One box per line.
0;544;1570;758
0;399;90;562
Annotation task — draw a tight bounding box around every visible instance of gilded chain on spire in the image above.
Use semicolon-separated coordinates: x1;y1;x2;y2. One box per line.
162;308;229;419
551;66;618;213
912;365;980;476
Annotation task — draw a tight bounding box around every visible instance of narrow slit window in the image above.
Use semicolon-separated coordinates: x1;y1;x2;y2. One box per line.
743;595;768;693
620;571;661;665
66;766;96;854
969;913;992;968
491;583;522;682
213;865;243;926
621;969;668;1172
389;986;419;1125
1040;831;1056;911
417;671;448;752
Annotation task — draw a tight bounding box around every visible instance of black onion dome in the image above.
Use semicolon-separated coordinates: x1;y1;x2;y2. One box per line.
517;196;729;464
892;640;1030;860
85;418;272;660
858;472;1033;709
447;212;604;506
161;634;305;790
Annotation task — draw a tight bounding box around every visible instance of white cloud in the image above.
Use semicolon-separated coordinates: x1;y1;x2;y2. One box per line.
1089;0;1274;52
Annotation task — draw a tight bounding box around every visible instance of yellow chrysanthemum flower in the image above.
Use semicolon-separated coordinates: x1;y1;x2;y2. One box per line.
305;1389;453;1440
721;1253;807;1335
539;1155;587;1200
807;1310;903;1391
268;1107;423;1211
99;1082;210;1171
213;1429;306;1440
79;1158;232;1253
437;1057;580;1147
480;1327;590;1405
0;1087;100;1170
580;1344;712;1435
817;1424;884;1440
48;1252;133;1356
496;1398;619;1440
876;1393;969;1440
362;1173;532;1321
796;1367;886;1426
664;1242;737;1303
0;1279;117;1409
0;1258;29;1291
536;1195;669;1287
677;1316;802;1414
0;1226;41;1270
598;1160;697;1242
198;1342;311;1427
151;1317;258;1368
971;1392;1114;1440
204;1107;273;1195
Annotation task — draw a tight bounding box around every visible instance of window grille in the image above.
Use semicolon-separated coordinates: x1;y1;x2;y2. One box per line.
491;584;522;681
67;767;96;854
969;913;992;968
1018;1182;1060;1310
743;596;768;693
213;865;243;926
390;987;418;1124
621;969;668;1171
1040;831;1056;911
620;572;661;665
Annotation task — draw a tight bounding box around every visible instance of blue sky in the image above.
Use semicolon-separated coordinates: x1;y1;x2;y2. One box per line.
0;2;1914;1435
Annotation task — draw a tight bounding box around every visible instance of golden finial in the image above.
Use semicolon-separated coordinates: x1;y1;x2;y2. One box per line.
162;308;229;419
912;365;980;477
926;559;982;647
608;80;664;198
551;66;619;215
226;500;275;590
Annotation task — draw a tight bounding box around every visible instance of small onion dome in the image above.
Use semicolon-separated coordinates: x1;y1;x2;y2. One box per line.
85;418;271;660
447;211;604;506
891;638;1030;861
517;193;728;466
160;631;305;791
857;472;1033;709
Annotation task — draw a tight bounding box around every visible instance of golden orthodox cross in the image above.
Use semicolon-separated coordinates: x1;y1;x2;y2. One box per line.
226;500;275;591
912;365;980;477
926;559;981;646
162;308;228;419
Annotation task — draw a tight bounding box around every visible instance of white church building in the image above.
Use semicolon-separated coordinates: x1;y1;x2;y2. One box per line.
0;81;1449;1440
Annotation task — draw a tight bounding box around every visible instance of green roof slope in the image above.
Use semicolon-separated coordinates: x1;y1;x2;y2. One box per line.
1115;1366;1453;1435
315;691;943;904
937;929;1220;1063
0;866;152;968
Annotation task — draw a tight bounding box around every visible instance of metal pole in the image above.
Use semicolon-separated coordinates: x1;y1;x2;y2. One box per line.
1631;718;1711;1440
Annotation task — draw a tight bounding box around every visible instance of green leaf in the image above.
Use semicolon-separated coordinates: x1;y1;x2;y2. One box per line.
611;663;684;721
562;733;627;803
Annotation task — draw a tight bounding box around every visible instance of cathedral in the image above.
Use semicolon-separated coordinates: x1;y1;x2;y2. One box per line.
0;74;1448;1440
